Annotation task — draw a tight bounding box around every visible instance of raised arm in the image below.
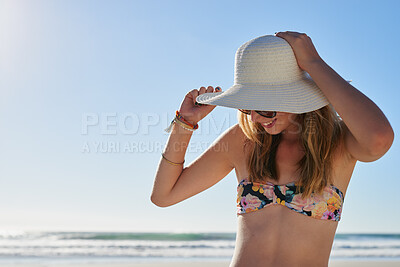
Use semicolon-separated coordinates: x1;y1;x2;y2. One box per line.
151;86;234;207
276;31;394;162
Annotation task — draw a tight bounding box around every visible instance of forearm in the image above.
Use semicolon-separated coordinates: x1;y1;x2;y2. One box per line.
305;60;393;151
151;122;193;204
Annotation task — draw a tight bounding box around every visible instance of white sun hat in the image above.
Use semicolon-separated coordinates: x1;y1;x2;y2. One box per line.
195;34;331;113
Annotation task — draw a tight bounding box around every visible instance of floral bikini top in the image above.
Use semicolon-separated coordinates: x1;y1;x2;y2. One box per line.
237;178;344;221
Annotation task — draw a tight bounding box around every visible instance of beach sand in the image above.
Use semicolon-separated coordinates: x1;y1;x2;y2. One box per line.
1;261;400;267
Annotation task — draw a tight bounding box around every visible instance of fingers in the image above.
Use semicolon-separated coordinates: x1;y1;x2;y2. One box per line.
276;31;295;39
275;31;294;43
193;86;222;106
276;31;307;36
206;86;214;93
199;86;207;94
276;31;310;40
199;86;220;93
188;89;199;98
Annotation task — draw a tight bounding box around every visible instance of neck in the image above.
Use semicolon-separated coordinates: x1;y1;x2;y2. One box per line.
281;124;301;143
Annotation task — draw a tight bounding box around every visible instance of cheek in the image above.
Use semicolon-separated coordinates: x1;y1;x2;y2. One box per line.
276;116;290;125
279;120;291;128
284;115;298;124
275;116;295;129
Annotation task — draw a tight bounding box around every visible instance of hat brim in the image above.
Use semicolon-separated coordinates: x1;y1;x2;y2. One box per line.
196;76;329;114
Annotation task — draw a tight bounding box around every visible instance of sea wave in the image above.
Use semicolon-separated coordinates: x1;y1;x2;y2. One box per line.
0;232;399;259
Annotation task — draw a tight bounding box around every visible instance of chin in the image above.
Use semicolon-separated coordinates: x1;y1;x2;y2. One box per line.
262;127;282;135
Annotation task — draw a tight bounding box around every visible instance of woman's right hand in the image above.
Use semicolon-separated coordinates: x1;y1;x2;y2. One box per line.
178;86;222;125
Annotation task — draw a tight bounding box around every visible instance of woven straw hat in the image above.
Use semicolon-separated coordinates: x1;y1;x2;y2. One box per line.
195;34;329;113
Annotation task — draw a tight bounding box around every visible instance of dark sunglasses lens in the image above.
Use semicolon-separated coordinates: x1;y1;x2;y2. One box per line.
240;109;276;118
257;111;276;118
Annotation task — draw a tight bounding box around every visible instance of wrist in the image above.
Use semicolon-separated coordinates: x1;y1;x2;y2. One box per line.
177;111;200;125
302;58;326;74
172;121;195;135
165;110;199;133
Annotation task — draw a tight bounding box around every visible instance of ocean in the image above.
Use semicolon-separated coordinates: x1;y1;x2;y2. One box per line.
0;231;399;264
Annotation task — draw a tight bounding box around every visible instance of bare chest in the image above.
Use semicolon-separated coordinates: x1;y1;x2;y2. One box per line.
234;139;305;184
232;136;355;196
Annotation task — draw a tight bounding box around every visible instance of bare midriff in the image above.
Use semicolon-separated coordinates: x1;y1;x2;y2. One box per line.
230;205;338;267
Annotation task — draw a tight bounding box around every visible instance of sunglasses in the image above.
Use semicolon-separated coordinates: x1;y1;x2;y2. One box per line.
239;109;277;118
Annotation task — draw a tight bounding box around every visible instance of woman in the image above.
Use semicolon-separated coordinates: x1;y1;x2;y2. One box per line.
151;32;394;266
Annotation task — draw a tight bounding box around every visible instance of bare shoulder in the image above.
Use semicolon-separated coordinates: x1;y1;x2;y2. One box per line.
220;122;245;139
218;123;248;161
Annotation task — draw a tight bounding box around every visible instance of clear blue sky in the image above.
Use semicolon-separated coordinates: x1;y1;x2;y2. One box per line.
0;0;399;233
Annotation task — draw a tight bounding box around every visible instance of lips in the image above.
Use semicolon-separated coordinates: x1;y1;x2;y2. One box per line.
262;118;277;128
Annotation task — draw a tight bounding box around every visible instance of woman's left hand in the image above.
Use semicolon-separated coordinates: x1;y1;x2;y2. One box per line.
275;31;323;72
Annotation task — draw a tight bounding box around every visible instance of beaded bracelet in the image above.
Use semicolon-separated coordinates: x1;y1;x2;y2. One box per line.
174;118;197;131
164;111;199;133
175;111;199;129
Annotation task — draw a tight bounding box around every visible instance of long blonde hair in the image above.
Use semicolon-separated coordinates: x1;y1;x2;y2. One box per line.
238;105;344;198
